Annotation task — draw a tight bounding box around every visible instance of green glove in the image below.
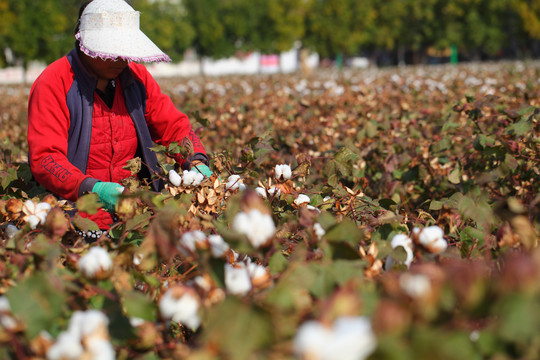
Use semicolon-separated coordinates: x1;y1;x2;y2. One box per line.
192;164;213;178
92;182;124;211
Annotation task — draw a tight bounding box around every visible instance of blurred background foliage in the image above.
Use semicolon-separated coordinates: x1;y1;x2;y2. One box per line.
0;0;540;69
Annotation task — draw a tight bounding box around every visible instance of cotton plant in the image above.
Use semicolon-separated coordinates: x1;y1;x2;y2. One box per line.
293;316;377;360
47;310;114;360
21;200;51;229
158;285;201;331
313;223;326;240
77;246;113;280
232;208;276;248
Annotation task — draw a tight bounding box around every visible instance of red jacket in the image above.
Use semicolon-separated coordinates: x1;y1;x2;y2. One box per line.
28;49;207;228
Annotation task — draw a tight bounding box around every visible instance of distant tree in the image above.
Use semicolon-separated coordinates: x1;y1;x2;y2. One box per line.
303;0;375;59
184;0;236;61
3;0;74;76
0;0;16;66
512;0;540;39
438;0;511;58
131;0;195;61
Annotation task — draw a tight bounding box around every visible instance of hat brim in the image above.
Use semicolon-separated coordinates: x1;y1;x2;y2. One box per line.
76;29;171;63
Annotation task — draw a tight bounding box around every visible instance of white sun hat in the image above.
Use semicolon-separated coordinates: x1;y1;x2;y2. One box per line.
75;0;171;63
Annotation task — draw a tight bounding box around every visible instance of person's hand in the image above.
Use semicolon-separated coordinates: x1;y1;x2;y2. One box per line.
192;163;213;178
92;182;124;211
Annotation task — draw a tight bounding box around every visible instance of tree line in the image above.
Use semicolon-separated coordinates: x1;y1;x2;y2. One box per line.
1;0;539;69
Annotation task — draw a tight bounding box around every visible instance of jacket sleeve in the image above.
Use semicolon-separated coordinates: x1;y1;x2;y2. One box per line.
130;64;207;167
27;62;92;201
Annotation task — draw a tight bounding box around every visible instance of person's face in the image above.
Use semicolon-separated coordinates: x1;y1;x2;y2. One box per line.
83;55;129;81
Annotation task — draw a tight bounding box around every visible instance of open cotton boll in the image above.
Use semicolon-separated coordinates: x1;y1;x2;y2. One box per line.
182;170;204;186
85;338;115;360
68;310;109;339
208;234;230;257
46;332;84;360
4;224;19;239
226;175;243;190
232;209;275;248
168;169;182;186
78;247;113;279
399;273;432;298
267;186;281;197
178;230;207;254
255;187;267;198
313;223;326;240
22;200;52;229
224;263;252;296
275;164;292;180
294;317;377;360
0;296;10;312
158;287;201;330
294;194;311;206
413;225;448;254
385;234;414;270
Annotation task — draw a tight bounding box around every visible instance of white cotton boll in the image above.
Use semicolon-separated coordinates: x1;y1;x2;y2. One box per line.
182;170;204;186
23;200;36;214
0;314;18;330
399;273;432;298
133;253;143;266
275;164;292;180
168;169;182;186
293;317;377;360
77;247;113;279
414;225;448;254
306;205;320;212
247;262;267;280
267;186;281;197
35;202;52;224
226;175;242;190
313;223;326;240
208;234;229;257
86;338;115;360
179;230;207;253
232;209;275;248
0;296;10;312
224;263;252;296
129;317;145;328
294;194;311;206
385;234;414;270
159;287;201;330
293;320;332;359
329;317;377;360
255;187;267;198
26;215;41;230
72;310;109;339
46;332;84;360
5;224;19;239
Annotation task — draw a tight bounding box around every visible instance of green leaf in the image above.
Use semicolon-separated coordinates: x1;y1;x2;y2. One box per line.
125;212;152;232
268;251;289;276
76;193;101;215
505;118;533;136
7;273;67;339
121;290;157;322
448;167;461;184
72;213;100;232
429;200;444;211
325;218;364;245
191;110;210;127
203;298;273;360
